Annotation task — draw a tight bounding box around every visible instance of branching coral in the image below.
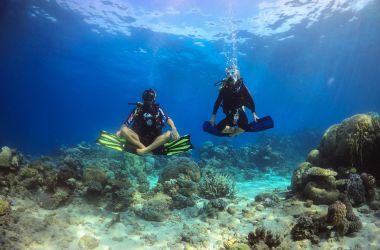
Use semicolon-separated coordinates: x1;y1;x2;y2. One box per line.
247;227;282;249
199;171;235;199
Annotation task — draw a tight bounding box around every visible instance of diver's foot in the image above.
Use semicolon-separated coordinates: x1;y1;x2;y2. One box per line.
221;126;234;134
136;147;148;155
227;127;244;137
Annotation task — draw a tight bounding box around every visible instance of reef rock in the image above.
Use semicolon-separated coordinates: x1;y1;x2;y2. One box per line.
203;198;228;218
327;201;347;226
292;164;340;205
361;172;377;202
292;195;362;243
83;167;108;196
37;187;71;209
0;197;11;225
159;157;201;183
291;162;312;192
158;157;200;209
291;215;321;244
0;146;20;170
346;174;366;206
139;193;172;222
78;234;99;250
57;157;83;184
318;113;380;178
306;149;322;166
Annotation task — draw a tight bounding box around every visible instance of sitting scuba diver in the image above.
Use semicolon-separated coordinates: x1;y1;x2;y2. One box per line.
209;66;260;137
97;89;193;156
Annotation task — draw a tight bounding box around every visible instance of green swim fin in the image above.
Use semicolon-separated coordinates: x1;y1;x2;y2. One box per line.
97;131;194;155
162;134;194;155
96;131;126;152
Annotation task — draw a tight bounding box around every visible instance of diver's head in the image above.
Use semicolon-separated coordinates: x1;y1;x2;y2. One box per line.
142;88;156;105
225;66;240;84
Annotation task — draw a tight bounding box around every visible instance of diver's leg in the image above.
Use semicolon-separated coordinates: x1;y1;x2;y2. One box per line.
118;125;145;149
217;116;234;134
230;111;248;136
229;128;245;137
136;131;171;155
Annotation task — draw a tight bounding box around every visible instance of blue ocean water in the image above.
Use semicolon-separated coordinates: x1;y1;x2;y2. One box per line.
0;0;380;155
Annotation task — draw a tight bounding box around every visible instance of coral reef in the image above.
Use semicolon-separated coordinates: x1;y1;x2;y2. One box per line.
292;113;380;211
157;157;200;209
291;195;362;244
0;113;377;249
199;134;305;178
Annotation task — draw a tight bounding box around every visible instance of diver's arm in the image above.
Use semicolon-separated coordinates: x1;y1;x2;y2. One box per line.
211;92;223;125
167;118;180;139
158;106;180;139
242;85;259;122
117;107;137;136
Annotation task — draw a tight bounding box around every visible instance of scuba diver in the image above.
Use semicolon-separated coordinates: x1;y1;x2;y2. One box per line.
97;89;193;155
204;66;273;137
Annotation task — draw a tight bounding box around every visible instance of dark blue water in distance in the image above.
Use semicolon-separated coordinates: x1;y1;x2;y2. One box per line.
1;0;380;155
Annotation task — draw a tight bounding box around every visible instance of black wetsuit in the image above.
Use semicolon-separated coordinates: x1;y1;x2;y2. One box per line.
124;103;169;146
212;79;255;131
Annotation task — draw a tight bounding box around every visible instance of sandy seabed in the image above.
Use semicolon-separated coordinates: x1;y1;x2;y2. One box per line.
7;173;380;250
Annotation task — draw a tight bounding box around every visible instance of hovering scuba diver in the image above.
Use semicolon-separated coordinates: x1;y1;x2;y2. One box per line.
203;66;274;137
97;89;193;155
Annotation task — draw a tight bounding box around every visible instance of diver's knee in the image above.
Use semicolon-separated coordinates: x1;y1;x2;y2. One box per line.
164;131;171;141
120;126;132;136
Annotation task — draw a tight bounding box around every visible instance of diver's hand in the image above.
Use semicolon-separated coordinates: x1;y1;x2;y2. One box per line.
210;114;216;126
171;128;180;140
253;112;260;123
